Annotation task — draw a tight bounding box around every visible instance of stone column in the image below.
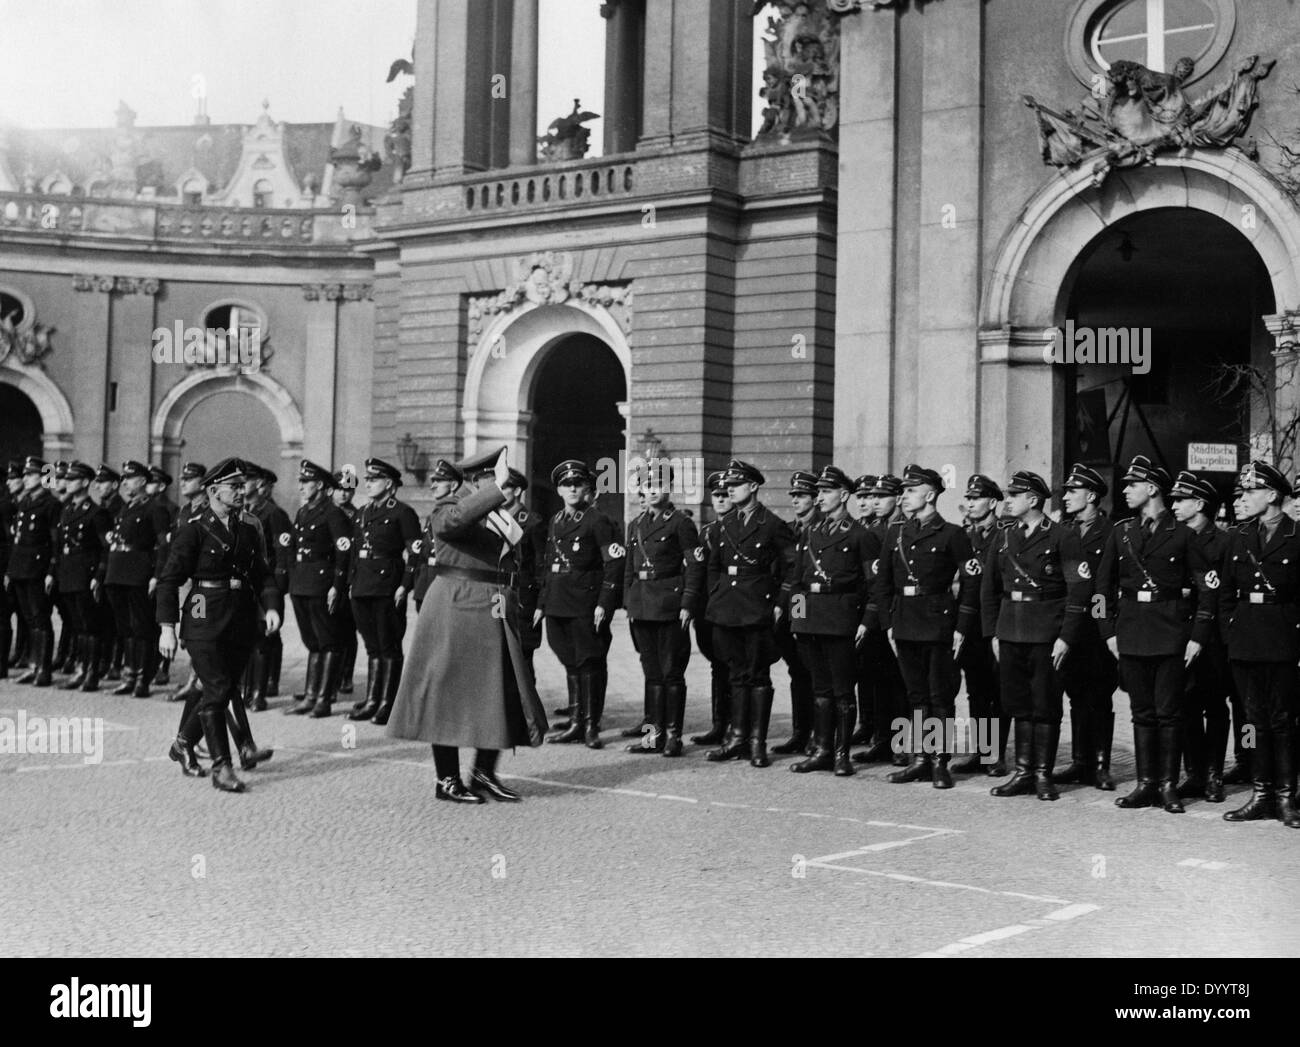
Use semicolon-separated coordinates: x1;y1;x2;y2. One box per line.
977;326;1062;483
70;277;113;464
407;0;439;183
1264;312;1300;468
302;293;340;466
602;0;643;155
509;0;539;166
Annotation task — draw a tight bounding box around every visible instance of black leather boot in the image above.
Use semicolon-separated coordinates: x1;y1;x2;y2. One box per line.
1157;725;1185;813
1095;710;1116;791
15;628;42;685
287;652;323;715
32;627;54;687
991;718;1035;796
80;637;102;693
53;625;72;675
707;686;752;762
583;664;605;748
266;640;283;697
1224;727;1274;822
626;683;666;753
133;638;157;697
621;678;654;739
750;685;775;768
987;714;1010;776
548;669;587;744
792;697;835;773
201;707;246;793
245;646;268;712
337;642;355;694
310;650;343;719
550;671;581;731
371;655;402;726
103;635;122;681
663;684;687;758
1053;702;1092;785
834;698;857;777
227;699;274;770
691;671;728;745
167;733;207;777
1034;721;1060;801
1204;713;1228;803
60;635;89;690
1273;731;1299;828
349;657;382;718
949;721;986;774
1116;725;1161;808
773;678;813;755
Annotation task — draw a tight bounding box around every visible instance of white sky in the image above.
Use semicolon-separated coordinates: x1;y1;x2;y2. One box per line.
0;0;769;141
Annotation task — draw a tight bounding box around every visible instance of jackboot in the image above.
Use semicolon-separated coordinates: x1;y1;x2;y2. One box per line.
133;638;158;697
626;683;666;753
60;635;91;690
1272;731;1299;828
370;655;402;726
749;685;775;768
621;678;654;739
1204;714;1228;803
201;707;246;793
1157;725;1185;813
1053;703;1093;785
834;698;857;777
990;718;1035;797
266;641;283;697
548;669;586;744
167;733;207;778
949;720;987;774
1224;728;1274;822
53;624;72;674
349;657;382;718
706;686;752;762
987;715;1011;776
583;665;605;748
32;627;54;687
244;646;268;712
662;683;687;758
102;635;121;681
791;698;836;773
1033;721;1060;801
15;628;44;685
1094;710;1116;791
1179;711;1208;799
691;671;728;745
80;637;103;693
853;735;895;764
1116;725;1161;809
287;651;323;715
227;698;273;770
310;650;343;718
772;679;812;755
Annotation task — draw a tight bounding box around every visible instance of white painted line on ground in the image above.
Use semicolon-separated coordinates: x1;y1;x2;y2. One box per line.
914;901;1101;958
1178;858;1230;870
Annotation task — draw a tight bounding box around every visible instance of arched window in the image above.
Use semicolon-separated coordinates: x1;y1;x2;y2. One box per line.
252;179;273;209
1091;0;1217;70
201;301;269;371
182;178;205;206
0;290;28;329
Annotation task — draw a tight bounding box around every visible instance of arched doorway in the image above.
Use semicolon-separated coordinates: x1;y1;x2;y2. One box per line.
1062;208;1275;504
528;333;628;524
179;390;282;488
0;383;44;464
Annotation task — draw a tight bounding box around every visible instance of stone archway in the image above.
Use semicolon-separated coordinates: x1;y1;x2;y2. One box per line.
0;361;75;458
151;370;304;476
977;148;1300;483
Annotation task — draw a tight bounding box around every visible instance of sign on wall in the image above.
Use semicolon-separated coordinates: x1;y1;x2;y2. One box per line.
1187;442;1238;472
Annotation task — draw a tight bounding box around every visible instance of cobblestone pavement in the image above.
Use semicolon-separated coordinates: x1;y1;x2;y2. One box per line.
2;612;1296;957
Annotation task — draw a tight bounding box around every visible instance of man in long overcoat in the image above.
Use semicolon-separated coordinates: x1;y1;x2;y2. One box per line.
385;447;547;804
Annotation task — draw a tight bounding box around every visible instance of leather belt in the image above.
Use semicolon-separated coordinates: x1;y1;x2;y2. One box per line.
1120;587;1185;603
196;578;243;589
808;580;858;594
637;568;682;580
1247;591;1290;604
431;565;516;588
1009;589;1065;602
901;584;949;597
726;566;767;576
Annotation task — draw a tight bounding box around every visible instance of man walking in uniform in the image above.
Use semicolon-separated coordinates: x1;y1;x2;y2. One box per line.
623;463;704;757
1055;464;1119;789
6;458;60;686
704;460;796;768
146;466;178;687
158;458;283;793
874;465;981;788
540;460;624;748
165;463;209;704
47;462;112;692
1095;455;1211;814
788;466;879;776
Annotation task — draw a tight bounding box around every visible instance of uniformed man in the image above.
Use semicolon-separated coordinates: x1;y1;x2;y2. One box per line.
623;462;704;757
7;457;61;686
854;473;911;766
954;474;1009;776
49;460;77;676
704;459;796;767
1094;455;1211;814
349;458;420;726
146;466;179;687
1055;463;1120;790
89;464;124;682
982;471;1089;801
331;465;360;696
874;465;981;787
0;461;19;677
502;467;546;678
157;458;283;793
104;460;172;697
279;460;354;719
1222;481;1254;787
46;462;112;692
243;464;291;708
165;462;209;704
1216;461;1300;827
1168;471;1233;804
540;460;624;748
407;459;463;613
771;470;821;756
788;466;880;776
690;471;734;746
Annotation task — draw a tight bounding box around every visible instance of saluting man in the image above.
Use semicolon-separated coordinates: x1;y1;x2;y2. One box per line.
772;471;821;756
350;458;421;726
982;471;1089;801
955;474;1008;776
1056;464;1119;789
1094;455;1212;815
7;457;61;686
704;459;796;768
874;465;981;788
47;462;112;692
1215;461;1300;827
539;460;624;748
788;466;880;777
691;471;733;746
623;462;704;758
285;460;354;719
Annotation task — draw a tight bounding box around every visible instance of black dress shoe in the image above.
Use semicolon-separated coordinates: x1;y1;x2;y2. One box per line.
238;744;274;771
437;776;485;804
470;769;521;803
168;739;207;778
1205;773;1225;803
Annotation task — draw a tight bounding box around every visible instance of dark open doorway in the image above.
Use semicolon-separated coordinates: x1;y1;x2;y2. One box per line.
0;383;44;465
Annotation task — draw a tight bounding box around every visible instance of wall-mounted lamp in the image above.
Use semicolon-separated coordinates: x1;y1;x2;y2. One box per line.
396;432;429;484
